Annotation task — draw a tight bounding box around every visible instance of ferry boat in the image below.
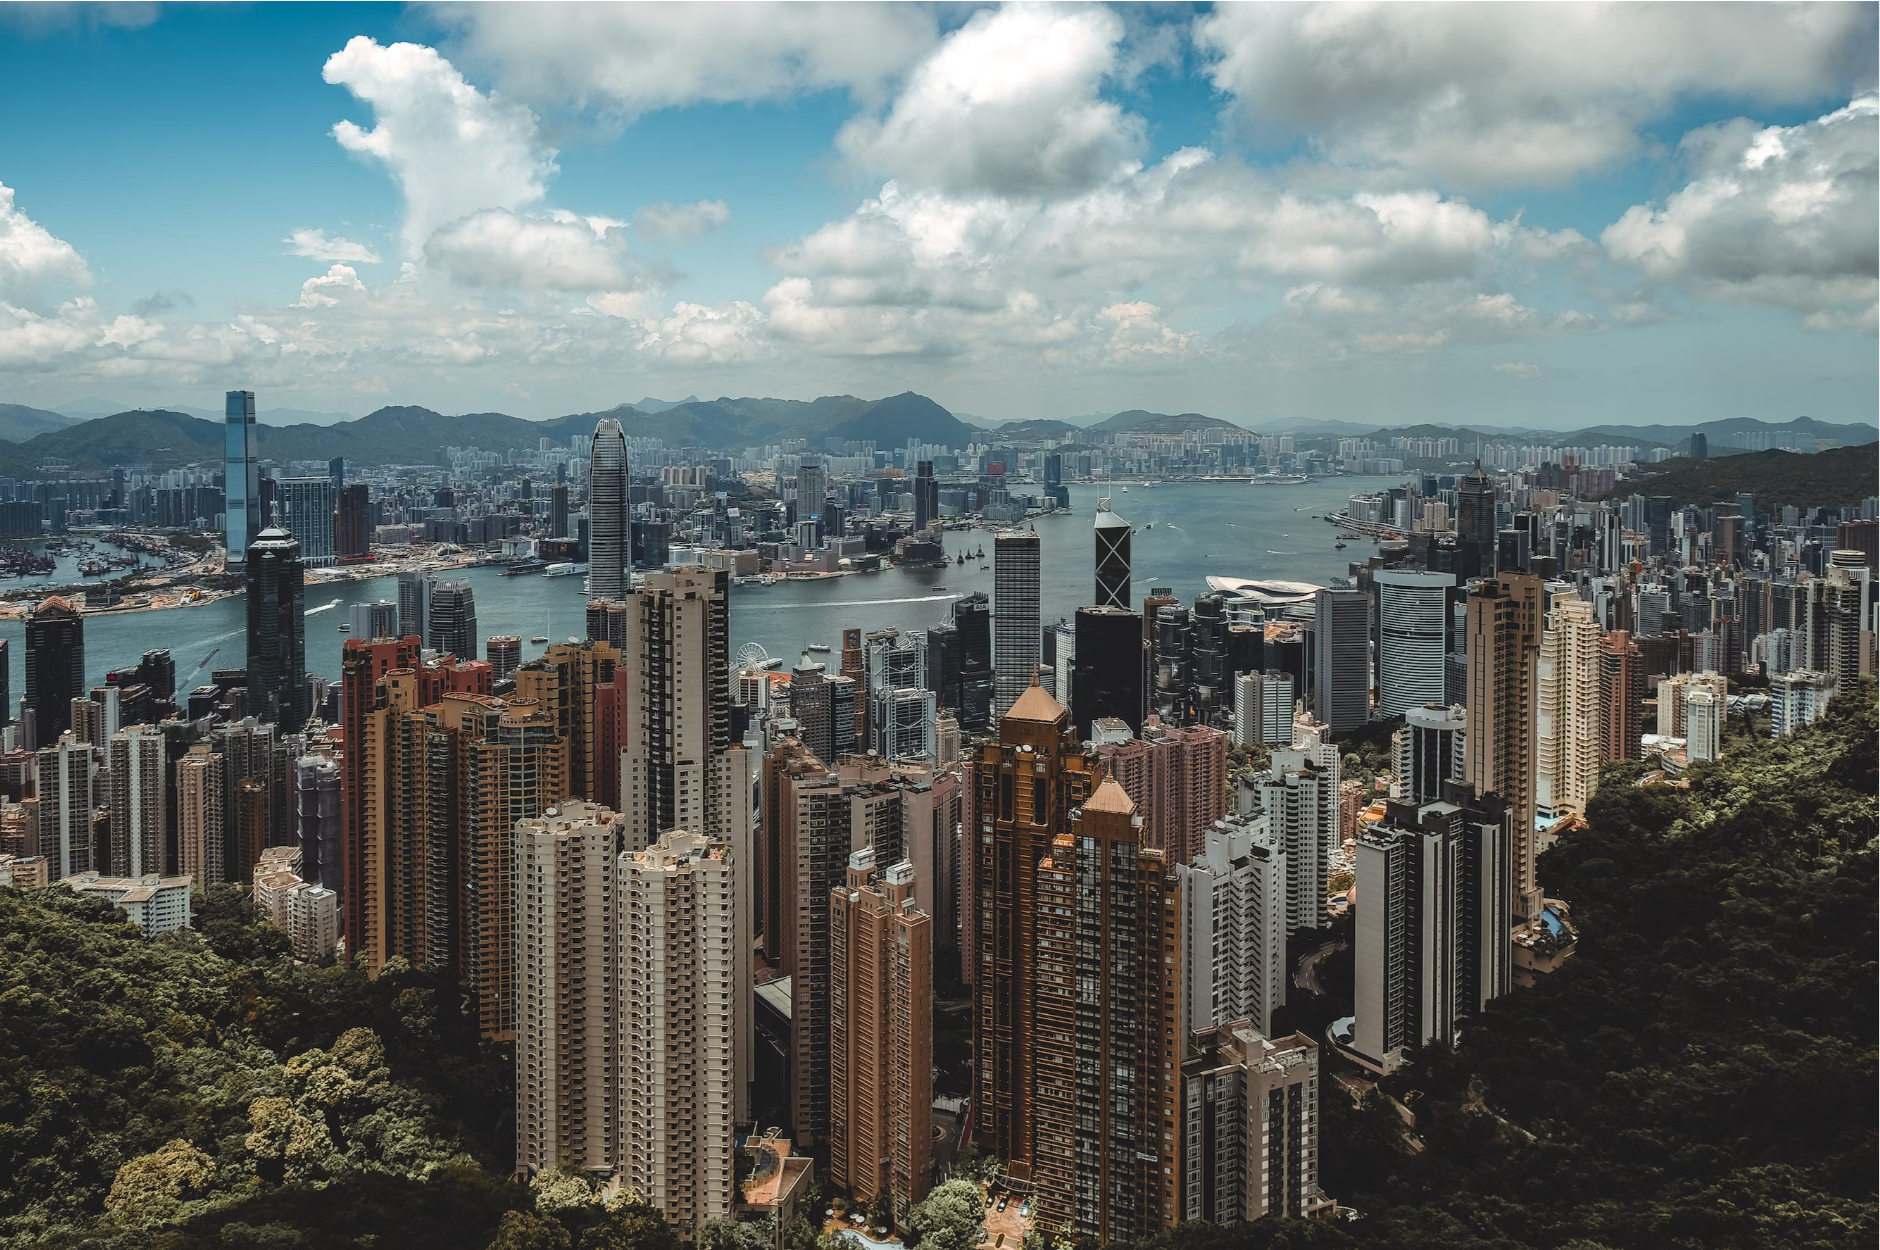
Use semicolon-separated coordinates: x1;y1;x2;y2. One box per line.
1249;475;1309;485
806;643;832;653
543;562;584;578
530;635;548;644
338;623;351;631
504;558;548;575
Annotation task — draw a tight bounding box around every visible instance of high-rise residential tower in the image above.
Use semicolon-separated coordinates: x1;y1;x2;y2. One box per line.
1181;1025;1330;1224
107;724;166;878
1094;500;1132;610
1463;571;1543;923
1373;571;1455;716
1178;812;1287;1039
246;525;308;734
828;849;933;1223
514;802;620;1179
1536;596;1602;819
279;476;337;565
1394;703;1466;806
992;531;1042;718
588;418;629;599
1598;630;1644;762
619;830;742;1234
224;390;260;566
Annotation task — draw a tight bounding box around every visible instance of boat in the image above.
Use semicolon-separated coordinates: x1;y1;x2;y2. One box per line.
1248;475;1309;485
979;564;989;570
530;635;548;644
338;623;351;631
504;558;548;576
932;586;946;593
806;643;831;653
1335;542;1347;550
1121;486;1129;493
543;562;584;578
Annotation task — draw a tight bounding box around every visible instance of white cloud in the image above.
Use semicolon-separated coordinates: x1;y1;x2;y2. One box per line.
431;1;937;115
838;4;1143;198
0;181;91;302
297;263;368;308
1196;3;1877;187
286;228;383;264
324;36;555;253
1493;361;1543;380
1603;98;1878;327
633;199;731;242
424;209;631;289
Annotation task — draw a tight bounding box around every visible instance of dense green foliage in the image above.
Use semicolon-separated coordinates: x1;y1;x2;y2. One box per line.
1126;678;1879;1250
0;884;676;1249
1602;442;1878;513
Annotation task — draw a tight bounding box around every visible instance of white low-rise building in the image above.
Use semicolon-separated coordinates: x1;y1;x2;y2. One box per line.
67;872;193;937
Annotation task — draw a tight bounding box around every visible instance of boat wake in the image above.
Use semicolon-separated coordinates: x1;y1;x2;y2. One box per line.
305;599;343;615
768;594;960;610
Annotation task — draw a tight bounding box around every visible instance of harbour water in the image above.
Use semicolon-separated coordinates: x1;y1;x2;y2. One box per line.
1;478;1392;710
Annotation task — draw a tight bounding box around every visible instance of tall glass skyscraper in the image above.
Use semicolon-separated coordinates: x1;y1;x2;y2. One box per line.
992;530;1041;718
246;525;307;733
224;390;260;565
1094;500;1132;610
589;418;628;597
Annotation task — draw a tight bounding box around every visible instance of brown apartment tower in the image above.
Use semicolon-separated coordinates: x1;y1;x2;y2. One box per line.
1463;571;1544;924
1031;777;1182;1242
970;680;1100;1178
829;848;933;1225
1598;629;1644;763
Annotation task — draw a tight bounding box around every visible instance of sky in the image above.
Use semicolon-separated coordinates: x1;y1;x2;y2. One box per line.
0;1;1874;430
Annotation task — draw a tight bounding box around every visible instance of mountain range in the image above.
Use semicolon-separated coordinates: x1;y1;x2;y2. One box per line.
0;393;1868;474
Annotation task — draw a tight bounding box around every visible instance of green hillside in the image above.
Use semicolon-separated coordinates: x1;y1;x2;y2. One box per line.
0;403;81;443
1605;442;1878;513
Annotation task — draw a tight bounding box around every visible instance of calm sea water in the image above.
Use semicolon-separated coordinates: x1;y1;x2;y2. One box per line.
1;478;1395;711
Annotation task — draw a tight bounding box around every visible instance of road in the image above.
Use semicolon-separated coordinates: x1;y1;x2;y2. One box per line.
1295;939;1349;996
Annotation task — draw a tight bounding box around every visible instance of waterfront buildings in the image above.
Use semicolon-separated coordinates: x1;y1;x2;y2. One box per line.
515;802;621;1178
427;580;479;660
396;570;432;642
992;531;1042;719
278;476;337;565
335;482;371;559
828;849;933;1221
589;418;629;599
245;524;308;735
619;830;741;1233
22;596;84;749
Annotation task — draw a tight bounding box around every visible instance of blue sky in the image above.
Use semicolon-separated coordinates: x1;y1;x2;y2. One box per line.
0;2;1873;429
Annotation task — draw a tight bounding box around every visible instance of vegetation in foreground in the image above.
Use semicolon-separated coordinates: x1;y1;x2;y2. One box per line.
2;682;1873;1249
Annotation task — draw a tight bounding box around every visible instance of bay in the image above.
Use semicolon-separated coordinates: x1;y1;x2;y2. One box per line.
1;478;1392;710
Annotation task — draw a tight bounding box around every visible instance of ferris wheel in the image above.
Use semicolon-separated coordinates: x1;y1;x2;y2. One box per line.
735;642;771;671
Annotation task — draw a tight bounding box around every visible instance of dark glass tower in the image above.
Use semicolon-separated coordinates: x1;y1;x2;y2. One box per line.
1094;501;1131;609
1071;606;1144;738
245;525;307;733
427;580;479;660
224;390;260;565
589;417;628;598
952;592;993;729
23;596;85;748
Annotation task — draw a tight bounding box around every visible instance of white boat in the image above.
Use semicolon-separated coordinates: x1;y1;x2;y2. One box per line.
543;561;585;578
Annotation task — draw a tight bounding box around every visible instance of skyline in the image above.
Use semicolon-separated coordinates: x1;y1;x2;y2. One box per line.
0;3;1875;428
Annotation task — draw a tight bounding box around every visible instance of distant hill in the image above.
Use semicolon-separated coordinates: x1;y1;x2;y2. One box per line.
1571;415;1872;451
1604;442;1879;513
160;403;359;427
5;409;224;471
1092;409;1242;435
980;419;1082;441
0;403;82;443
830;391;978;447
630;395;699;414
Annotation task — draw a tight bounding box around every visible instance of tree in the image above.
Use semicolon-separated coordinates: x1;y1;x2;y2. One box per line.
905;1180;985;1250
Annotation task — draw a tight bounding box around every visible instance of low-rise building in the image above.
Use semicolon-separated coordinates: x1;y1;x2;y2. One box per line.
66;871;193;937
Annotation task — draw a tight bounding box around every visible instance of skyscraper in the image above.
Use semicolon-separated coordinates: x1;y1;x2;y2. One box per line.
340;635;423;948
993;531;1042;718
1352;786;1513;1072
1394;703;1466;806
1598;629;1643;762
1463;570;1543;923
1455;462;1495;553
1181;1026;1330;1223
1686;689;1722;763
1373;571;1455;716
828;849;933;1224
514;801;620;1179
1071;606;1144;738
246;525;308;734
334;483;371;559
34;732;96;879
795;464;827;532
1231;671;1294;748
1094;501;1132;609
107;724;166;878
224;390;260;566
1247;729;1340;934
177;744;226;887
1095;718;1227;868
1536;596;1601;819
970;681;1101;1173
588;417;628;599
349;600;398;640
23;596;84;749
1312;588;1370;732
427;580;479;660
1030;778;1182;1240
951;592;993;728
619;830;742;1233
913;459;937;533
548;483;569;539
396;570;432;643
486;635;521;682
278;476;337;565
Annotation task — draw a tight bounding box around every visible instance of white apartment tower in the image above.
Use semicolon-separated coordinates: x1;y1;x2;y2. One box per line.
1232;671;1295;748
515;802;622;1179
1536;596;1602;819
1240;728;1340;933
1178;813;1289;1039
619;830;742;1233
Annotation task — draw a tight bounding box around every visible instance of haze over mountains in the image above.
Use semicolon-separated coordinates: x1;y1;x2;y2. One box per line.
0;392;1869;474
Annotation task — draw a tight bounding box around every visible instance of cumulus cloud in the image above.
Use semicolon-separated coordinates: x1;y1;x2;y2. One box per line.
297;264;368;308
424;209;631;289
0;181;91;302
1197;3;1877;186
431;1;937;115
324;36;555;253
1602;97;1878;327
838;4;1143;198
633;199;731;242
286;228;383;264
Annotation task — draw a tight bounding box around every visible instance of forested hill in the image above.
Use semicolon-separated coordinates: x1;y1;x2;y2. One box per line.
1602;442;1878;514
1170;677;1878;1250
